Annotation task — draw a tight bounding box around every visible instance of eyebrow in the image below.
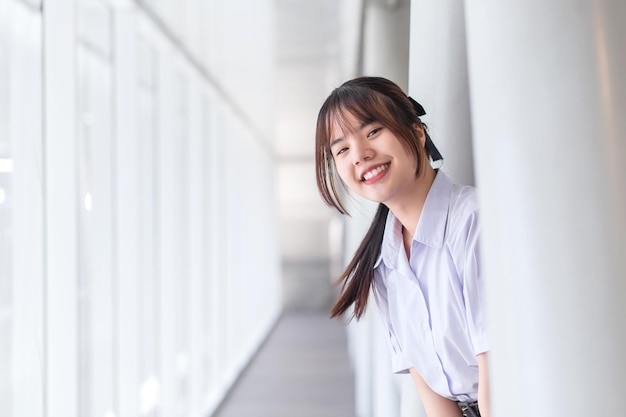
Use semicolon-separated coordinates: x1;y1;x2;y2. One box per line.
330;136;344;149
329;121;372;149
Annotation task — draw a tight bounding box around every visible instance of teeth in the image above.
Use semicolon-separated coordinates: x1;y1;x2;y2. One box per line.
363;163;389;181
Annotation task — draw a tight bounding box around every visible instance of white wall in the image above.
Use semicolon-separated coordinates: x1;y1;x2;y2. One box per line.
1;1;281;417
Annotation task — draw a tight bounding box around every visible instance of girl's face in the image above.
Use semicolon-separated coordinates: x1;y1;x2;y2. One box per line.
329;112;425;207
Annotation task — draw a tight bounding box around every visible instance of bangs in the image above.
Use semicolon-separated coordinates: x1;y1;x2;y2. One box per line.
321;90;391;148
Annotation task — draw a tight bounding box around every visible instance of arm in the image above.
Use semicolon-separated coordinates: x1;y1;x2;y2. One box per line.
409;368;461;417
477;352;491;417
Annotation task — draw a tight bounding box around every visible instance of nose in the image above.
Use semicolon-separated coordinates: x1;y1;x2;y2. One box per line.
352;142;374;166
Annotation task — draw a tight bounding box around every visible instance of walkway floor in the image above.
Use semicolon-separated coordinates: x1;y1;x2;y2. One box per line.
213;311;357;417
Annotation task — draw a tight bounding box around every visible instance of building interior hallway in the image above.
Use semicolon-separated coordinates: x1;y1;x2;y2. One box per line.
2;1;624;417
213;312;357;417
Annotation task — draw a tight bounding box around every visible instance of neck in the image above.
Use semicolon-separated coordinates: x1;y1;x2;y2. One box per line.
386;166;437;243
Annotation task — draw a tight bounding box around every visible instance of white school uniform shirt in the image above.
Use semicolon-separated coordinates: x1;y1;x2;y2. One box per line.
372;170;488;402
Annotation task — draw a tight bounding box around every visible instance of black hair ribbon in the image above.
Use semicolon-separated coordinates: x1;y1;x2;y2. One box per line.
407;96;444;162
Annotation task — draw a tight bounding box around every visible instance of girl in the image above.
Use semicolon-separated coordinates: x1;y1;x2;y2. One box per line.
315;77;490;417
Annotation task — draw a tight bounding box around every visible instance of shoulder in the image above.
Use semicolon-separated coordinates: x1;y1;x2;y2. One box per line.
441;179;481;281
446;181;480;246
433;170;478;221
449;182;478;219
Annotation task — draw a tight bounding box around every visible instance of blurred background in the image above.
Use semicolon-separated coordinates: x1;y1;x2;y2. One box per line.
1;0;625;417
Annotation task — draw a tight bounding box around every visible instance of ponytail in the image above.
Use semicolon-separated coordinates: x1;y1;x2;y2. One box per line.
330;203;389;320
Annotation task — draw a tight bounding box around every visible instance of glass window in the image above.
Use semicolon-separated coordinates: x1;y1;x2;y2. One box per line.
166;72;191;417
137;38;160;417
1;2;44;416
200;96;213;396
0;7;13;417
77;2;115;416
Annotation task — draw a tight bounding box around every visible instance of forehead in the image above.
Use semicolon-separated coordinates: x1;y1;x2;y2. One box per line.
328;109;366;141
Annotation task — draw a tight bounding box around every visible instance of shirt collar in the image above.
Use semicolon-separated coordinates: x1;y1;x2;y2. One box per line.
414;170;453;249
376;170;453;269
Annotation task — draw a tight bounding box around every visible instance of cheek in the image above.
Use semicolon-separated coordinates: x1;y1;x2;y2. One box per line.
334;160;354;184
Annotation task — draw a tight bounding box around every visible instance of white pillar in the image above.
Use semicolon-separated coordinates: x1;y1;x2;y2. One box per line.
409;0;474;185
465;2;626;416
362;0;411;89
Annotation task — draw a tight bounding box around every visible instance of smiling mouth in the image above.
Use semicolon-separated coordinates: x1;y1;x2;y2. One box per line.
362;163;390;181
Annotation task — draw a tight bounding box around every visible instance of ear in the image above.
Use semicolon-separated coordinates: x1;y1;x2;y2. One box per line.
414;123;426;147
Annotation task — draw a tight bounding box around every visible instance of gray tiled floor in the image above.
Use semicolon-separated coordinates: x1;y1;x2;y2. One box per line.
213;312;357;417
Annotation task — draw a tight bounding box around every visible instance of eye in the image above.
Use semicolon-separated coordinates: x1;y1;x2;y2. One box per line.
367;127;382;138
335;147;348;156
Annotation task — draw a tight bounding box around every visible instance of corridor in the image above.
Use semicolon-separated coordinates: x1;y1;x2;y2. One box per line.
214;312;357;417
2;1;625;417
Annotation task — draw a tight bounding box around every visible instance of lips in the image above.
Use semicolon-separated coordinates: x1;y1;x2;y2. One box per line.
362;163;390;182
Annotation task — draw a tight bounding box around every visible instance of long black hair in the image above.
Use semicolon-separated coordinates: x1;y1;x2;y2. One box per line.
315;76;442;320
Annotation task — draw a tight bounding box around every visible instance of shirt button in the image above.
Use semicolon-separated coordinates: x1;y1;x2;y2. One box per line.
422;321;428;331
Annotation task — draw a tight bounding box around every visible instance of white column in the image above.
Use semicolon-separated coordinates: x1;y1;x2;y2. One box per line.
465;2;626;416
362;0;411;89
43;0;79;416
409;0;474;185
